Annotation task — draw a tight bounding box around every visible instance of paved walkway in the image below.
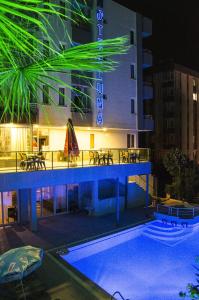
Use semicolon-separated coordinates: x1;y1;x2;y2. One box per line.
0;206;154;300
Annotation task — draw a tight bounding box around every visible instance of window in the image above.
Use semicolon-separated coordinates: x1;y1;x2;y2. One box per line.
193;79;197;101
59;42;66;52
130;31;135;45
130;64;135;79
43;40;49;57
127;134;134;148
71;86;91;113
131;99;135;114
59;88;66;106
59;1;66;17
193;93;197;101
43;85;49;104
97;0;103;7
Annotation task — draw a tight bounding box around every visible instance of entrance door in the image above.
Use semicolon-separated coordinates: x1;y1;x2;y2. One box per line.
0;191;18;226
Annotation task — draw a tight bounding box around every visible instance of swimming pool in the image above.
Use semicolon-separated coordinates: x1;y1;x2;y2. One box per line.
61;221;199;300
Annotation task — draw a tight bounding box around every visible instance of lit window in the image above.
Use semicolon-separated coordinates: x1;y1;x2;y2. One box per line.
193;93;198;101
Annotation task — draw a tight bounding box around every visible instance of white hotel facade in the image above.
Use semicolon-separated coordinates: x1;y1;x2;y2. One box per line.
0;0;153;230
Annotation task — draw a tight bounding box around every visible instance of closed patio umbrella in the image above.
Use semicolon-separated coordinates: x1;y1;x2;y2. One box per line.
64;118;79;159
0;245;44;299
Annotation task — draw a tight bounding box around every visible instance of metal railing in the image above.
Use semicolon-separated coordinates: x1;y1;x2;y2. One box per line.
157;204;199;219
111;291;130;300
0;148;150;173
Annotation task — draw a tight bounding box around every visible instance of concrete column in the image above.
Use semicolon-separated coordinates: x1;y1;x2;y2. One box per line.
53;186;57;215
119;176;128;210
115;178;120;225
30;188;37;232
18;189;30;225
91;180;98;215
145;174;149;208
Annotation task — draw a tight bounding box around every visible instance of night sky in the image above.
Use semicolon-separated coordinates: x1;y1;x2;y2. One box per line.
114;0;199;71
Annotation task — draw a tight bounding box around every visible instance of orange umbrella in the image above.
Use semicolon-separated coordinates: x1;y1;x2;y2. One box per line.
64;118;79;158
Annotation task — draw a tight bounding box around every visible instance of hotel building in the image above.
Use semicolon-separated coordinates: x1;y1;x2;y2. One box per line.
0;0;153;230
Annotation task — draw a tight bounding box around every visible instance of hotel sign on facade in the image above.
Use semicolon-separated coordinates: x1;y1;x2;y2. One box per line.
96;5;104;126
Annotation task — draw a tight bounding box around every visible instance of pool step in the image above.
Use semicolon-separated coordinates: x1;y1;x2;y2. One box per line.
143;221;192;246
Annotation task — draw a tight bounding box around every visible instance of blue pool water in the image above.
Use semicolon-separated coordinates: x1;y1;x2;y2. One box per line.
61;221;199;300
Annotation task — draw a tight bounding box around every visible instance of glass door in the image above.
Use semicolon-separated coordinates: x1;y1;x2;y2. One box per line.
36;187;54;217
67;184;79;213
0;191;18;226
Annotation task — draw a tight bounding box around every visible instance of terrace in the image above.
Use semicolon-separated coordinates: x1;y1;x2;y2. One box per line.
0;148;150;173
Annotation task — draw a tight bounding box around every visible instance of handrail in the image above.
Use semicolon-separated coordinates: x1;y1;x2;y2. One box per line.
111;290;130;300
157;204;199;218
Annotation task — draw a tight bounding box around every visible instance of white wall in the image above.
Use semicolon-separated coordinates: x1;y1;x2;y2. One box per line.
47;127;137;151
101;1;138;131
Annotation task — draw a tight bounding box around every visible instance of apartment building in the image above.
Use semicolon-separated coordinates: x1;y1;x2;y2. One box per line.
0;1;152;230
147;62;199;162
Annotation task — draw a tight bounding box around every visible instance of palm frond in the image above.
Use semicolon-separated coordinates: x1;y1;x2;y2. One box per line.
0;36;129;121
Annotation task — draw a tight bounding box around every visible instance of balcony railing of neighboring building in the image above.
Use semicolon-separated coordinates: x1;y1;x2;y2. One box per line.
143;82;153;99
143;115;154;131
142;17;152;38
143;49;152;69
0;148;150;173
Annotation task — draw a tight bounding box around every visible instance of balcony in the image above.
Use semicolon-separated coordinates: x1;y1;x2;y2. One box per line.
0;104;38;124
143;50;152;69
0;148;150;174
143;115;154;131
142;17;152;38
143;83;153;99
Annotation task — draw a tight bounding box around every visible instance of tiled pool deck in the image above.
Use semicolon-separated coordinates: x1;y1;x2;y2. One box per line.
0;207;154;300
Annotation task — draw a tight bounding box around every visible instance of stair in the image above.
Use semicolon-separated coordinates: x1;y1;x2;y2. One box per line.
142;221;193;246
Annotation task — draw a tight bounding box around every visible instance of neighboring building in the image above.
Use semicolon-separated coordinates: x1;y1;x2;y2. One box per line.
147;62;199;162
0;1;153;230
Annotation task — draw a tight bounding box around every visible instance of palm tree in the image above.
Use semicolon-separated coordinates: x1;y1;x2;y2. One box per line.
0;0;129;121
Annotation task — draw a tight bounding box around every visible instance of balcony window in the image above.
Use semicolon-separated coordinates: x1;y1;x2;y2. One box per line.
43;85;49;104
43;40;49;57
71;86;91;113
59;88;66;106
127;134;134;148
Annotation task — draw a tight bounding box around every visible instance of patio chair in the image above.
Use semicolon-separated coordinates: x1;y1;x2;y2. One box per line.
36;152;46;170
89;151;95;164
121;151;129;163
107;151;113;165
129;152;137;163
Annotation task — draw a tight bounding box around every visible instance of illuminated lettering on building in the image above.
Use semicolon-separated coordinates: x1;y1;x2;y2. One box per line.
96;5;104;126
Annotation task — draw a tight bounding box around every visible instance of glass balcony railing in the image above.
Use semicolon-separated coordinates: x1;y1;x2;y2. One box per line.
0;148;150;173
